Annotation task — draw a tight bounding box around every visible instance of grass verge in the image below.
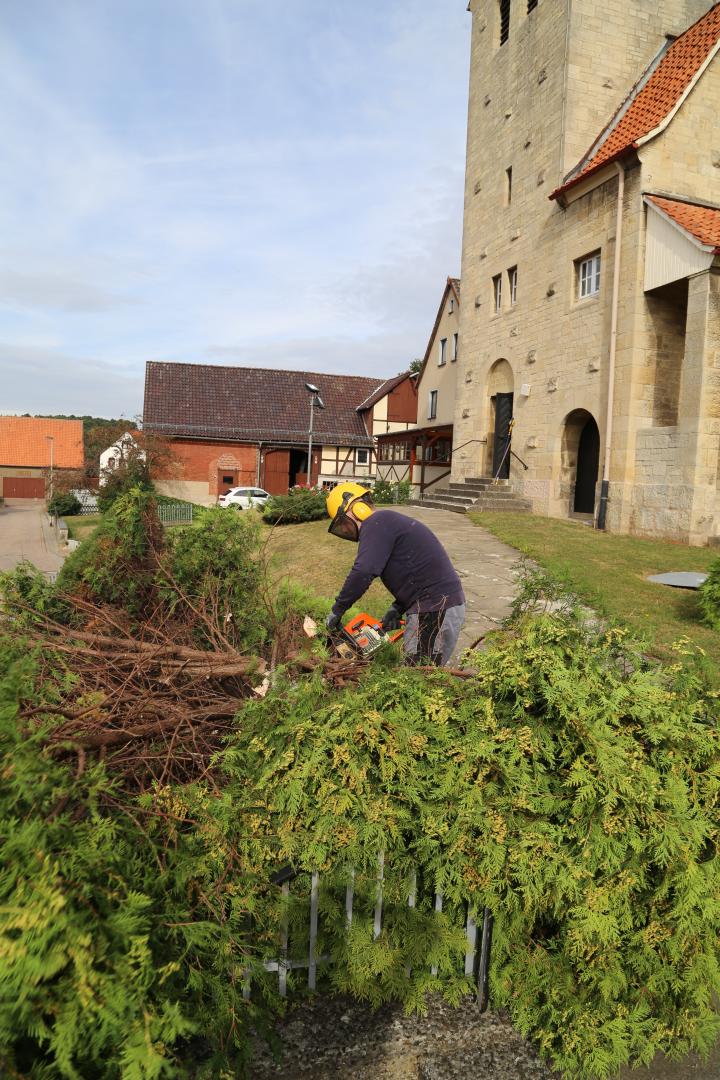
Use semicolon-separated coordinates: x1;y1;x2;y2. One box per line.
263;517;393;616
469;511;720;673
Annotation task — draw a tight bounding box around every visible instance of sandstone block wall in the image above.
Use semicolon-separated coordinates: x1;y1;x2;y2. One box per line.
456;0;720;543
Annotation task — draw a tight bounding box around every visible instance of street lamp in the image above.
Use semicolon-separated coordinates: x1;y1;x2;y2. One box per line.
305;383;325;486
46;435;55;502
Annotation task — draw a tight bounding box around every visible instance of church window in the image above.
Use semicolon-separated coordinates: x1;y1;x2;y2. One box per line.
577;252;601;299
492;274;503;313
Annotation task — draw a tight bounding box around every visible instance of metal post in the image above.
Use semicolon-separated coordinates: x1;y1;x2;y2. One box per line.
307;395;314;486
47;436;54;502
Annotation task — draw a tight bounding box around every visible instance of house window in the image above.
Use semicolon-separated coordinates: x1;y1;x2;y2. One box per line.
356;447;369;466
527;0;538;11
439;337;447;366
222;474;234;485
499;0;511;44
448;297;454;313
428;390;438;420
577;251;601;299
452;332;459;361
508;266;518;306
505;166;512;205
492;274;502;313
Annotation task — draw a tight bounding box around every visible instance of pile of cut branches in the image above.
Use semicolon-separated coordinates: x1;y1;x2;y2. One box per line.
20;599;266;791
4;489;376;791
16;598;370;791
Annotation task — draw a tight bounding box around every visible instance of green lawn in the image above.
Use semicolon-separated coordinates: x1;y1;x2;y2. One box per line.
469;511;720;670
263;517;393;616
64;513;103;542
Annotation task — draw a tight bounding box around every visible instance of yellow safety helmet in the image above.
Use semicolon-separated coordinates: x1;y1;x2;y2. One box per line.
326;481;374;541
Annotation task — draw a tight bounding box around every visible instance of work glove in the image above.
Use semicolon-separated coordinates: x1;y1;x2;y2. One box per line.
326;611;342;632
381;606;403;633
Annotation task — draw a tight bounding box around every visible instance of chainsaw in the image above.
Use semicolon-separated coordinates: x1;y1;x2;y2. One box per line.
332;612;405;661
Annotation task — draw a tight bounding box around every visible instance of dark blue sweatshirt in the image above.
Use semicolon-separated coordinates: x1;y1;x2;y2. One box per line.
332;510;465;617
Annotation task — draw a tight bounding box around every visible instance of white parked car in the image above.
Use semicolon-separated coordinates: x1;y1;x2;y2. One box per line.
218;486;271;510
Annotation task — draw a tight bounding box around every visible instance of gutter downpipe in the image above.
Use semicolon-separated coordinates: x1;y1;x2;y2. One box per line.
597;161;625;531
257;441;263;487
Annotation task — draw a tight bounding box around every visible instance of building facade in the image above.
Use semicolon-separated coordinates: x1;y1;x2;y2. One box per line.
452;0;720;544
142;362;414;504
0;417;84;500
377;278;461;497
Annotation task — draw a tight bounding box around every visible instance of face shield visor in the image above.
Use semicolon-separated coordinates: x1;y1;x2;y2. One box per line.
328;505;360;542
327;492;372;542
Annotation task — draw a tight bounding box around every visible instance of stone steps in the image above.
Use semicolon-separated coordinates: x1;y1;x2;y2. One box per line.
415;476;531;515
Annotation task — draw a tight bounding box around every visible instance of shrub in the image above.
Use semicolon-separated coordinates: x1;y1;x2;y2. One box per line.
698;557;720;630
372;479;412;505
48;491;82;517
164;506;266;650
263;487;327;525
0;652;262;1079
225;612;720;1079
57;486;163;616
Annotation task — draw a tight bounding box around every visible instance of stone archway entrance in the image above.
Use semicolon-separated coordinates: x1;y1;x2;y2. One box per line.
575;417;600;513
486;359;514;478
560;410;600;516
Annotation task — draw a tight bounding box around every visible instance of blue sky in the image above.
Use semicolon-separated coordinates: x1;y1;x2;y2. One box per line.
1;1;470;418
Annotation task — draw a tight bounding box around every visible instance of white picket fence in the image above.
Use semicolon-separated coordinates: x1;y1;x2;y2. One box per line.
158;502;193;525
245;854;493;1010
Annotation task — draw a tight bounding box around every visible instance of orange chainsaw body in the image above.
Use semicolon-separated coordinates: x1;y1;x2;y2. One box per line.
337;612;404;659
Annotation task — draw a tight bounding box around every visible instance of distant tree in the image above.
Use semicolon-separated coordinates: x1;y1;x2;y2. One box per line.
97;432;178;513
409;358;423;374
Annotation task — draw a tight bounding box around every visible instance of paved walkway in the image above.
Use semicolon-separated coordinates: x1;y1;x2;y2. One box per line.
0;500;65;575
395;504;522;655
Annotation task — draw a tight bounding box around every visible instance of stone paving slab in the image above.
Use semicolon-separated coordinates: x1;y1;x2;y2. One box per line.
393;504;523;656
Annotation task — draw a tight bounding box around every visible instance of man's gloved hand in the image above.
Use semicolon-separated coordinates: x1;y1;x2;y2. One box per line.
381;606;402;632
326;611;342;632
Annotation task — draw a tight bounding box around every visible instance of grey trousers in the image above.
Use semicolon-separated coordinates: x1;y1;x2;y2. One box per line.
403;604;466;667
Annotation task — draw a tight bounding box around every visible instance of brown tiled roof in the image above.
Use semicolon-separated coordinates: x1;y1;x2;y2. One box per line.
551;3;720;199
0;416;84;469
646;194;720;251
356;370;415;412
143;362;381;447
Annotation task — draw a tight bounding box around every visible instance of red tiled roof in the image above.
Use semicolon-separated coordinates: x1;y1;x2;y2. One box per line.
552;2;720;198
646;194;720;251
143;362;382;447
0;416;84;469
356;370;415;412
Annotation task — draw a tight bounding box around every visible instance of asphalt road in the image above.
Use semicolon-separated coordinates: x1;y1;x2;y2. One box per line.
0;499;65;575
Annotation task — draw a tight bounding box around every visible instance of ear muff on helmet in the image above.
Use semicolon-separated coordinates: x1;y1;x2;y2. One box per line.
350;494;374;522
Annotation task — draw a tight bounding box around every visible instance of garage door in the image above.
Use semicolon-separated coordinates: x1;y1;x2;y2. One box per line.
262;450;290;495
3;477;46;498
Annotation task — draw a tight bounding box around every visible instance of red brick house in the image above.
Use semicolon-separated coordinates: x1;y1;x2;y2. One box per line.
0;417;84;499
142;362;417;503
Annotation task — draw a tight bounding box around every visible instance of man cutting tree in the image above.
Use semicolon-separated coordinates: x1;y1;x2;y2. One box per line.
325;482;465;667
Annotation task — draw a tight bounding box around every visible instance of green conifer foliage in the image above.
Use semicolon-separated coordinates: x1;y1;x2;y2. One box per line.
225;616;720;1078
699;557;720;630
0;647;263;1079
